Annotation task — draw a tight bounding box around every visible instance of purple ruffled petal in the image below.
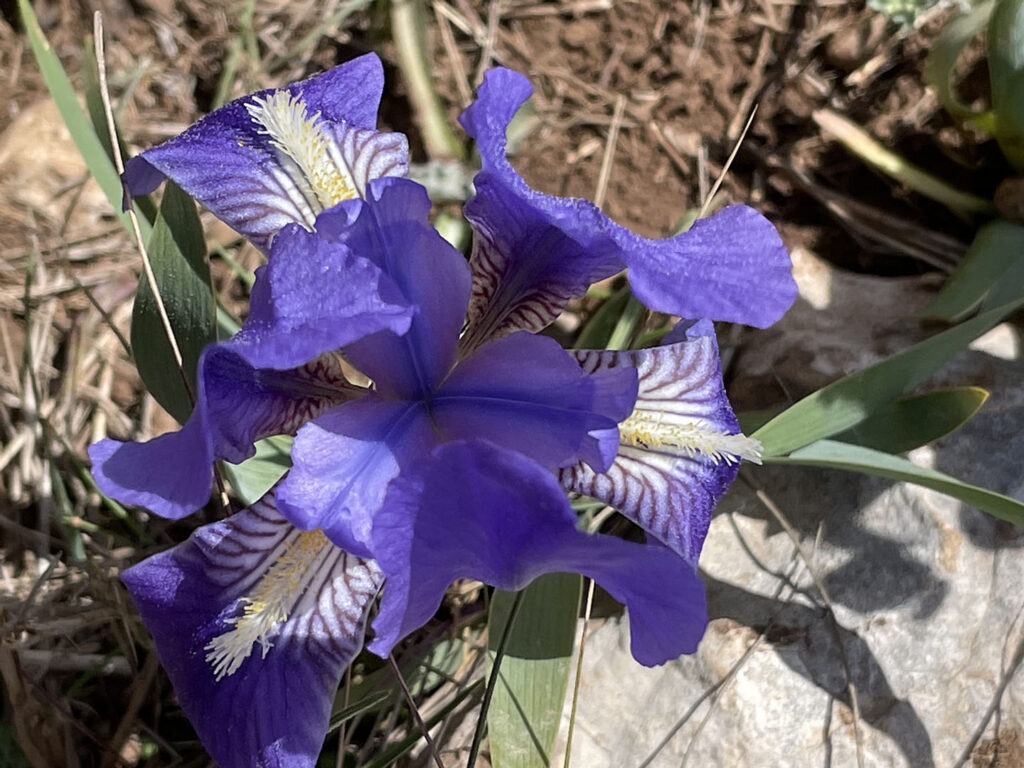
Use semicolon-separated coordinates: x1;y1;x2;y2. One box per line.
123;54;409;250
122;491;381;768
459;68;796;341
316;178;472;399
559;324;752;565
369;441;708;666
90;347;352;519
433;332;637;472
278;396;437;556
231;224;414;370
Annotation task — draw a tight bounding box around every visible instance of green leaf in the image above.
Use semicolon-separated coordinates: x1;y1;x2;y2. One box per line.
925;0;997;133
753;299;1024;457
990;0;1024;170
488;574;581;768
18;0;149;241
765;439;1024;526
834;387;989;454
130;182;216;423
219;435;293;506
922;220;1024;321
575;285;630;350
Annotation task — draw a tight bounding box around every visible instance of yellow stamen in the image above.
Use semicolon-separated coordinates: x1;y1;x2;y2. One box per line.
245;91;357;209
205;529;330;681
620;410;762;465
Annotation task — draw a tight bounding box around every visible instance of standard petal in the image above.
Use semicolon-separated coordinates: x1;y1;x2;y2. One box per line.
459;68;796;340
231;224;415;370
368;441;708;666
123;54;409;250
90;347;352;519
278;396;437;556
432;332;637;472
122;491;381;768
316;178;472;398
558;325;758;564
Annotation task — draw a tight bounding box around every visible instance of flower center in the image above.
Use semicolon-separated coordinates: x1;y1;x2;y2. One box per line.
246;91;357;210
205;529;331;680
619;409;762;465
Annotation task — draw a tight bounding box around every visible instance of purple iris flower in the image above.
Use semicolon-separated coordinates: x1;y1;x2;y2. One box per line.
92;55;795;768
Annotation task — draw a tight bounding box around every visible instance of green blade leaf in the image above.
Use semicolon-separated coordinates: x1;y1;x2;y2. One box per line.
18;0;149;241
834;387;988;454
765;439;1024;526
130;181;216;423
922;219;1024;321
753;299;1024;457
219;436;293;506
990;0;1024;170
924;0;997;132
488;574;581;768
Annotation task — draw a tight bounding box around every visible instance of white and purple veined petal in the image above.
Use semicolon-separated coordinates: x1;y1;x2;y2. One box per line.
122;53;410;251
369;440;708;666
122;490;381;768
558;320;760;565
457;67;797;350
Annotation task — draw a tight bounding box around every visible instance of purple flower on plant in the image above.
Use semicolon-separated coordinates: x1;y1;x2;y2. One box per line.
92;54;796;768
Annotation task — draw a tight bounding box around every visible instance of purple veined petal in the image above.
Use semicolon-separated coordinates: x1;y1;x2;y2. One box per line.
121;490;381;768
278;395;437;557
458;68;797;343
90;347;354;519
558;324;759;565
432;332;637;473
230;224;415;371
368;440;708;667
122;54;409;251
316;178;472;399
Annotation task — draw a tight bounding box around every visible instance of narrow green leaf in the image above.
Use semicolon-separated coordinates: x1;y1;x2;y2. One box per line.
130;181;216;423
765;439;1024;527
575;285;630;350
922;220;1024;321
753;299;1024;457
219;436;293;506
488;574;581;768
989;0;1024;170
924;0;997;133
18;0;148;240
834;387;989;454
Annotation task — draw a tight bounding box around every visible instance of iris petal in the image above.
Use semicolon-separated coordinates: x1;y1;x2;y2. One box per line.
559;322;753;564
433;332;637;472
278;396;437;556
122;54;409;250
317;178;472;399
90;348;353;518
232;224;415;370
458;68;796;345
122;491;380;768
369;441;708;666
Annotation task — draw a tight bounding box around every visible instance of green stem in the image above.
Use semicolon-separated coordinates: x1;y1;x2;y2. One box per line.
390;0;466;160
814;108;996;219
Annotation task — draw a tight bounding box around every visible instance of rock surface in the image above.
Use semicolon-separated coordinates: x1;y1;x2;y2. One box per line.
554;251;1024;767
